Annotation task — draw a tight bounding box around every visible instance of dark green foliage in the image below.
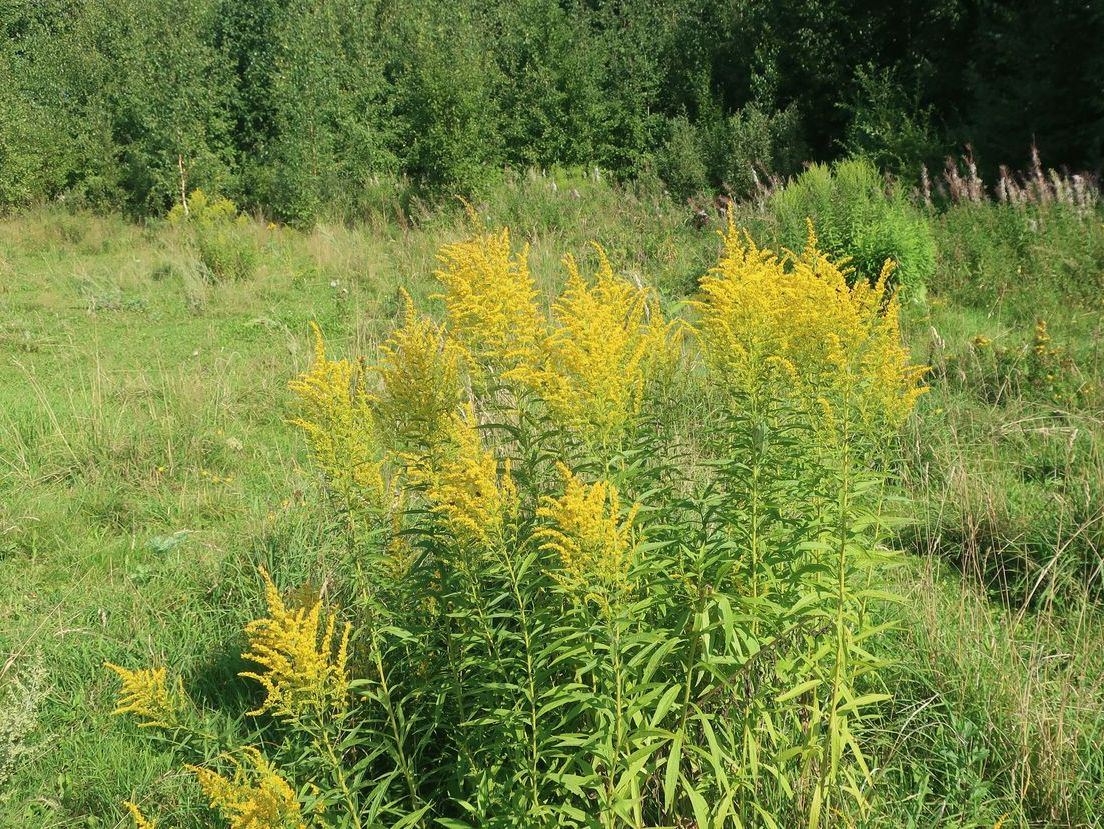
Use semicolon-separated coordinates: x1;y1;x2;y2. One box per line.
841;64;944;176
659;103;805;200
392;7;505;197
0;0;1101;217
251;0;398;224
656;116;710;200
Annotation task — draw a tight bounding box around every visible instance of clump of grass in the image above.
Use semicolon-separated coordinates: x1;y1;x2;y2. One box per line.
868;555;1104;827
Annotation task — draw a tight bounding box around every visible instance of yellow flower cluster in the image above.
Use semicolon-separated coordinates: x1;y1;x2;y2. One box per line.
405;408;516;549
374;291;469;451
124;801;157;828
104;662;188;729
166;188;241;226
188;748;305;829
695;217;926;430
434;227;547;372
512;247;680;445
239;568;351;720
536;464;639;595
288;322;387;511
1033;318;1052;354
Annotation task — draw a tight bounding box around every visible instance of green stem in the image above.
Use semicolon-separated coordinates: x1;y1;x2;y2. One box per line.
817;399;852;828
370;626;422;820
320;726;364;829
502;546;542;813
603;605;626;829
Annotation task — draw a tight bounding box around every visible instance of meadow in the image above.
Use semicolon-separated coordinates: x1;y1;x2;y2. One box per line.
2;164;1103;828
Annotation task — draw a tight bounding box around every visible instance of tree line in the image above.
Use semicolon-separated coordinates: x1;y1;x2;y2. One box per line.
1;0;1101;223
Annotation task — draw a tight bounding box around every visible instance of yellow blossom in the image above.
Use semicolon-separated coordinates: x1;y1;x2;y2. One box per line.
405;408;515;548
512;245;681;445
1034;319;1053;354
288;322;388;512
239;568;351;720
124;801;157;828
374;290;470;451
434;227;546;373
536;464;639;595
187;748;305;829
103;662;188;728
694;217;927;431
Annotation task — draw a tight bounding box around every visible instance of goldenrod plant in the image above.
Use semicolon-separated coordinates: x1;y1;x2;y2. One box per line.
511;246;681;448
102;663;190;730
187;749;306;829
106;220;925;828
238;567;351;721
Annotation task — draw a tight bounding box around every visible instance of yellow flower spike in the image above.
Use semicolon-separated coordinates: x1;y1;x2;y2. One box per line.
103;662;188;729
405;408;513;549
536;464;639;596
374;289;470;451
187;748;306;829
239;568;351;720
288;322;388;512
434;227;547;373
694;220;927;432
511;244;680;446
124;801;157;828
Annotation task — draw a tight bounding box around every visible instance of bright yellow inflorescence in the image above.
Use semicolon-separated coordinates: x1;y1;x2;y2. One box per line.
288;322;387;511
695;216;926;431
434;227;547;373
512;246;681;446
405;407;516;549
239;568;351;720
536;464;639;595
374;290;470;451
188;748;305;829
104;662;188;729
124;801;157;828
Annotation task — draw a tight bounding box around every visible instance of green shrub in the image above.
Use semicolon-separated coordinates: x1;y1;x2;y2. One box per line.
706;103;804;199
771;157;936;290
169;189;258;282
658;105;804;201
840;64;944;176
194;226;257;283
657;115;709;200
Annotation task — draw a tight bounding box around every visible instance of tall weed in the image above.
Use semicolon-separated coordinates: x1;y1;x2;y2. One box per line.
104;219;925;827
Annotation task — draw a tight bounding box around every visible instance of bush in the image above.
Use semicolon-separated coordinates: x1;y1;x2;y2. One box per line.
656;115;709;199
771;157;936;291
658;105;805;201
706;103;804;199
169;189;258;282
194;227;258;283
105;221;926;827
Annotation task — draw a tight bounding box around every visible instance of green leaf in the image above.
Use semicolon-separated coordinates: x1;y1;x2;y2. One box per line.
776;678;822;703
663;733;682;811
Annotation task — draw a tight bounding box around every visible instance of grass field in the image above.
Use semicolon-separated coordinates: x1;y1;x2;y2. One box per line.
2;175;1103;827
